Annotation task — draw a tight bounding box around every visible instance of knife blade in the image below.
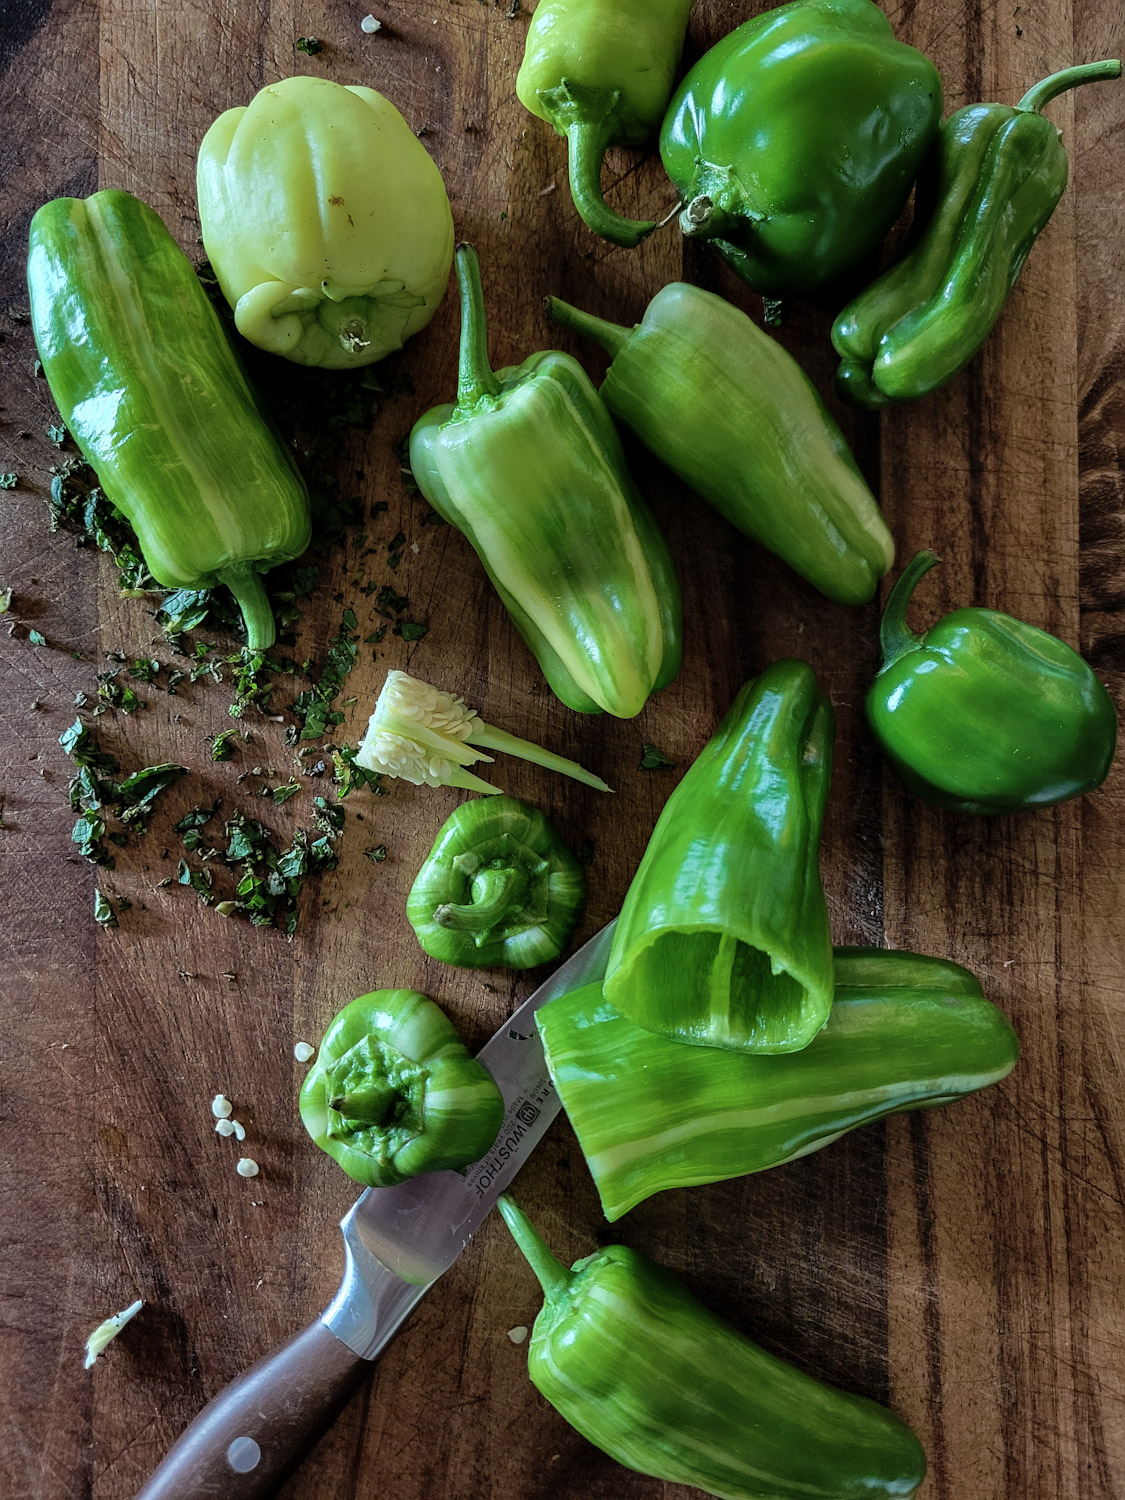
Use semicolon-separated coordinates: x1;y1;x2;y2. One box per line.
135;921;615;1500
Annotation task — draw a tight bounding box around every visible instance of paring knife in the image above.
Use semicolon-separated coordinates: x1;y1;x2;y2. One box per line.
134;922;615;1500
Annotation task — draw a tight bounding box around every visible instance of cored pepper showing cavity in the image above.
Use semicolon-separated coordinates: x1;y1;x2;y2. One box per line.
409;245;682;719
603;661;835;1054
833;60;1122;407
27;191;311;650
408;796;585;970
298;990;503;1188
516;0;694;247
547;284;893;606
868;552;1118;813
539;948;1019;1222
660;0;942;296
498;1196;928;1500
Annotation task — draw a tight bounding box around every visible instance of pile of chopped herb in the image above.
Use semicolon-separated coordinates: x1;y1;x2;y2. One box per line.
61;718;185;869
290;610;359;742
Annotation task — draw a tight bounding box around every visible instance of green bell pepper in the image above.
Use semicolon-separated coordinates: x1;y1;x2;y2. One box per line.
409;244;682;719
27;190;311;649
603;660;835;1054
499;1196;927;1500
834;60;1122;407
660;0;942;296
547;283;893;606
407;796;585;969
539;948;1019;1221
868;552;1118;813
298;989;503;1188
515;0;694;247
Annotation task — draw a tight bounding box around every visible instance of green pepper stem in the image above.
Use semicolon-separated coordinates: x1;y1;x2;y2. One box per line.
879;551;942;666
566;121;655;249
455;243;501;406
435;865;529;932
544;296;632;360
218;562;276;651
1018;59;1121;114
498;1195;572;1302
470;721;611;793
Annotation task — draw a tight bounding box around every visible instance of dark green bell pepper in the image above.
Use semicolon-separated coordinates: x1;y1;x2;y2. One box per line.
868;552;1118;813
660;0;942;296
539;948;1018;1221
834;60;1122;407
603;660;835;1054
499;1196;927;1500
409;244;682;719
407;795;585;969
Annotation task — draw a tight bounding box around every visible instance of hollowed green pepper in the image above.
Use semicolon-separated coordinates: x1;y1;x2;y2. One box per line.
409;244;682;719
547;283;893;606
660;0;942;296
515;0;694;247
833;60;1122;407
539;948;1019;1222
298;989;504;1188
868;552;1118;813
407;796;585;969
499;1196;927;1500
27;190;311;649
603;660;834;1054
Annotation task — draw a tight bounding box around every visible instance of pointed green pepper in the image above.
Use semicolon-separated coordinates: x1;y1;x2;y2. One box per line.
547;283;894;605
499;1196;927;1500
409;245;682;719
603;660;835;1053
539;948;1019;1221
27;190;311;649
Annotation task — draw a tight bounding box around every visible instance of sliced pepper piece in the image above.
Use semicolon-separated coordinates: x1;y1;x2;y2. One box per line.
408;796;585;970
298;989;503;1188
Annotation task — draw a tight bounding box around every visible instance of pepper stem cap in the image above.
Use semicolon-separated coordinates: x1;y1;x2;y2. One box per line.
454;243;501;407
879;551;942;667
498;1195;572;1303
544;296;633;361
566;121;655;249
218;562;276;651
1018;59;1121;114
435;865;530;932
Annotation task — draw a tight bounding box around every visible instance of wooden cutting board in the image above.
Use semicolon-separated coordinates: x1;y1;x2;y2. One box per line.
1;2;1121;1496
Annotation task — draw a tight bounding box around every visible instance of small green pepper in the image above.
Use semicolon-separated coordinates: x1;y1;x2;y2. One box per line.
868;552;1118;813
603;660;835;1054
299;990;504;1188
547;283;893;606
407;796;585;969
27;190;311;649
539;948;1019;1222
834;60;1122;407
515;0;694;247
498;1196;927;1500
409;245;682;719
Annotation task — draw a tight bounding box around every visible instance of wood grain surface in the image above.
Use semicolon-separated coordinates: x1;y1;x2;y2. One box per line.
1;2;1122;1497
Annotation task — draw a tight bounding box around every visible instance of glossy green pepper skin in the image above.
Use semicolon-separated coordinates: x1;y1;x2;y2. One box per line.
298;989;504;1188
539;948;1018;1221
868;553;1118;813
410;245;682;719
604;661;835;1054
834;61;1122;407
516;0;693;247
407;796;585;969
547;283;893;606
499;1197;927;1500
27;190;311;650
660;0;942;296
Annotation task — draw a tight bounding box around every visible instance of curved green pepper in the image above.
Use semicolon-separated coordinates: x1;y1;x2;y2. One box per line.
603;660;835;1053
547;283;893;606
515;0;694;247
539;948;1019;1221
27;190;311;649
834;60;1122;407
660;0;942;296
407;796;585;969
409;245;682;719
499;1196;927;1500
868;552;1118;813
298;989;503;1187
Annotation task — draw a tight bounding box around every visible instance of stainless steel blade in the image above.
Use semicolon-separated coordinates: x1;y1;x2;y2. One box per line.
322;920;615;1358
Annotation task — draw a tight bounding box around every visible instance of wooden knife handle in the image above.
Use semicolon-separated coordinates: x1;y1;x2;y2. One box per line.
135;1318;370;1499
